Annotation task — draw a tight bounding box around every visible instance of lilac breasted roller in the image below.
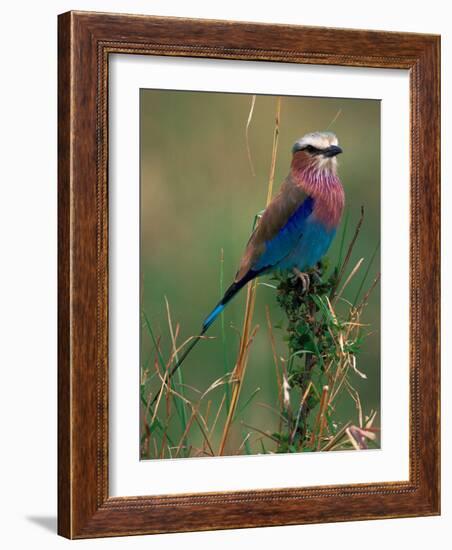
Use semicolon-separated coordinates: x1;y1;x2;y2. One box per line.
161;131;345;387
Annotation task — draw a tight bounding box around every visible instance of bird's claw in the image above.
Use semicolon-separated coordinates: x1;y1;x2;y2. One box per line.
311;269;323;286
293;268;310;294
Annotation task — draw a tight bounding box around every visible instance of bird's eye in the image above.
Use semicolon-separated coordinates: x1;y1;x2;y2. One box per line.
305;145;316;153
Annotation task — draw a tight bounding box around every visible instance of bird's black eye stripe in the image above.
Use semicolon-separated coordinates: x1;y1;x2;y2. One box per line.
304;145;321;154
292;142;323;154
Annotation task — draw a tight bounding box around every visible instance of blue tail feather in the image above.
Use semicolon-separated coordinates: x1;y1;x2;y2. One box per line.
203;303;225;331
150;269;262;408
202;269;262;333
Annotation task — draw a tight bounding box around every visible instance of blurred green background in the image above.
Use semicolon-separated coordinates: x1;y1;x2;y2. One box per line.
140;89;380;457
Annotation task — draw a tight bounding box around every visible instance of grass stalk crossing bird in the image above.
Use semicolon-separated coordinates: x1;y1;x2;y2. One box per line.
155;131;345;400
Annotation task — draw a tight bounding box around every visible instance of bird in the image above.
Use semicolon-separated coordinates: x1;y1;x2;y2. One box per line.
155;131;345;399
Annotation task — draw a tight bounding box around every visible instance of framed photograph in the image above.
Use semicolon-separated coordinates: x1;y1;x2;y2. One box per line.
58;11;440;538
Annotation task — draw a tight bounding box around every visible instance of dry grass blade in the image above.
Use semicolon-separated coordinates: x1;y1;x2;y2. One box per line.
241;421;280;444
332;206;365;298
245;95;256;176
218;97;282;456
175;383;202;395
349;354;367;379
217;318;259;455
365;409;378;429
327;108;342;129
174;409;197;458
148;356;168;422
172;400;216;458
282;373;291;413
346;379;364;428
193;414;215;456
290;381;313;444
169;334;214;366
204;399;212;425
256;401;286;422
266;97;281;206
153;365;195;408
150;332;215;407
335;257;364;302
209;393;226;437
164;296;188;435
324;295;339;326
141;407;150;457
321;421;352;451
329;364;350;405
346;425;376;450
164;296;178;359
237;432;251;454
309;385;329;449
356;272;381;311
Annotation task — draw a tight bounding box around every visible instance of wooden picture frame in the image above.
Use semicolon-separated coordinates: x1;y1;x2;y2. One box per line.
58;11;440;538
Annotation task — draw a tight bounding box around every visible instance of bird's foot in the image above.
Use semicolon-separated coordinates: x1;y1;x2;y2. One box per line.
311;269;323;286
293;268;310;294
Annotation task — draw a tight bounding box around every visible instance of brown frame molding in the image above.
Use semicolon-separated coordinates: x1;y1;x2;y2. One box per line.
58;11;440;538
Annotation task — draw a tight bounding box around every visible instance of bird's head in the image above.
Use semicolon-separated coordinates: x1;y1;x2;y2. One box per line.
291;132;342;173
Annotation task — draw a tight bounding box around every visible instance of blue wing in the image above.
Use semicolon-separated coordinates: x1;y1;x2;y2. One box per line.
252;196;315;272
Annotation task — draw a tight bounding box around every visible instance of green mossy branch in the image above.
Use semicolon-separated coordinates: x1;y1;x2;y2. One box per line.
270;212;379;453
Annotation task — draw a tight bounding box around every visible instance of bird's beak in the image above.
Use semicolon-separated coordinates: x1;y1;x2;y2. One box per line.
292;142;304;154
323;145;343;158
